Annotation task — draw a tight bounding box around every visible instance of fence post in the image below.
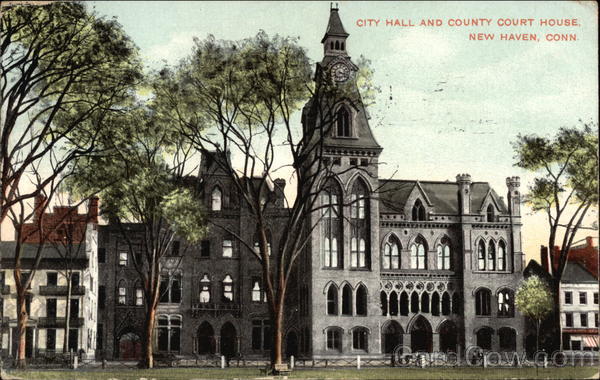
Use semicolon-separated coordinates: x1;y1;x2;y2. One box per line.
482;353;487;369
221;355;226;369
357;355;361;370
290;355;295;369
73;355;78;370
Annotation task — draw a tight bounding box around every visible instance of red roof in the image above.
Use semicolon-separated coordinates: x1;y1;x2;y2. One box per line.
542;236;599;279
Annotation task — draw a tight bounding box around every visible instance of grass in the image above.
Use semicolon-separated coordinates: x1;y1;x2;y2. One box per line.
4;366;598;380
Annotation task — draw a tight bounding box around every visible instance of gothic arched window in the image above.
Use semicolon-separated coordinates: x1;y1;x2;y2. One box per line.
421;292;430;313
486;204;495;222
350;179;369;269
327;285;338;315
342;284;352;316
410;237;427;269
487;241;496;271
321;184;342;268
356;284;368;316
497;241;507;271
475;288;491;316
380;291;388;316
336;106;351;137
222;275;233;302
399;292;409;316
335;40;340;50
382;235;400;270
497;288;514;317
410;292;419;313
211;187;222;211
199;274;211;303
437;237;451;270
431;292;440;316
412;199;426;221
442;292;451;316
477;240;486;270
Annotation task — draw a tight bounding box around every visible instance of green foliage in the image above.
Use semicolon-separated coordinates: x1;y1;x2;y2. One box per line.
354;55;380;108
515;275;553;322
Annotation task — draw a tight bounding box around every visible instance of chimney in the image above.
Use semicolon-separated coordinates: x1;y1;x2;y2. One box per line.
586;236;594;248
541;245;549;272
33;194;47;222
273;178;286;208
89;196;99;224
455;174;472;214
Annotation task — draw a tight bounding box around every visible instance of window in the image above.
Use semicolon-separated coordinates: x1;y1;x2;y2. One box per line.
157;315;181;352
594;293;599;304
352;328;368;350
580;313;588;327
135;288;144;306
437;237;451;270
119;252;128;266
400;292;409;316
98;247;106;263
211;187;222;211
442;292;451;316
222;239;233;258
46;328;56;352
118;281;127;305
421;292;430;313
410;292;420;313
565;291;572;305
498;328;516;351
382;236;400;270
410;238;427;269
71;272;80;287
356;285;368;316
159;274;182;304
349;158;357;166
97;324;103;351
497;289;514;317
342;285;352;315
0;272;4;287
254;231;272;257
199;274;211;303
565;312;573;327
333;157;341;166
475;288;491;316
47;272;58;286
326;328;342;351
336;106;351;137
0;298;3;318
477;240;486;270
360;158;369;167
252;277;264;302
222;275;233;302
579;292;587;305
486;204;495;222
412;199;426;221
350;180;369;269
46;298;57;318
251;319;271;350
99;286;106;308
595;313;598;327
476;327;493;350
497;241;506;271
487;241;496;271
200;240;210;257
327;285;338;315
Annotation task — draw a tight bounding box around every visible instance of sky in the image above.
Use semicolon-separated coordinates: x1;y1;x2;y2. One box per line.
4;1;598;263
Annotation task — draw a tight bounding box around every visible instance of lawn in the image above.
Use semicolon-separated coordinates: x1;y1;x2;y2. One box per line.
4;366;598;380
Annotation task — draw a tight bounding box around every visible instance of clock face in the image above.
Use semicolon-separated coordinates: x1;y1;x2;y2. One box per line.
331;62;350;82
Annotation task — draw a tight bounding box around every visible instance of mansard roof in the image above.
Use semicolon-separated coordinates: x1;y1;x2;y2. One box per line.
562;261;598;284
378;179;508;215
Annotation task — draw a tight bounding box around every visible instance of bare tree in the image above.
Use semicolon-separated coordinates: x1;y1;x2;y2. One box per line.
152;32;376;368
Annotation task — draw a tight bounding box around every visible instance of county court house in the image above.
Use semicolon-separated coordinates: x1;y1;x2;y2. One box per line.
96;7;526;360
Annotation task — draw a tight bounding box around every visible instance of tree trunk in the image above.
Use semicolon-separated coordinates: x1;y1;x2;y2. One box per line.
63;272;72;353
272;304;284;367
15;287;27;369
143;306;156;368
536;320;540;353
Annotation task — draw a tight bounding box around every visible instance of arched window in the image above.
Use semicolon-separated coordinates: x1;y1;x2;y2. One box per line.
254;230;272;257
330;41;334;50
399;292;409;316
452;292;460;314
157;315;182;353
341;42;345;50
497;241;507;271
342;285;352;315
498;327;517;351
380;291;388;316
431;292;440;316
199;274;211;303
326;327;342;351
350;179;369;269
390;291;399;316
486;204;495;222
475;288;491;316
352;327;368;350
437;237;451;270
487;241;496;271
477;240;486;270
410;292;419;313
442;292;451;316
251;278;262;302
117;280;127;305
476;327;493;350
382;235;401;270
134;281;144;306
222;275;233;302
356;285;368;316
335;41;340;50
336;106;351;137
327;285;338;315
321;184;342;268
421;292;430;313
412;199;426;221
497;288;514;317
410;237;427;269
211;187;222;211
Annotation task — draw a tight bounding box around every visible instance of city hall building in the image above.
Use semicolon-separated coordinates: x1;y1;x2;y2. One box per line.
97;8;526;360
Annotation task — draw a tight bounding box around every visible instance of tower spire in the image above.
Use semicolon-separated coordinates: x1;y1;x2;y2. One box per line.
321;6;349;56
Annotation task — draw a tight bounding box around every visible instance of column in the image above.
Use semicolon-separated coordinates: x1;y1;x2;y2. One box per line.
402;333;411;353
215;335;221;354
432;333;440;352
491;330;499;351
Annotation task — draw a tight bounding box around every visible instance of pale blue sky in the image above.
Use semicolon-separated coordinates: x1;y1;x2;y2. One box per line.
87;1;598;258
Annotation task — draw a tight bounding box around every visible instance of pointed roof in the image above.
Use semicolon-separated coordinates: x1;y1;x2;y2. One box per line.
321;7;349;43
